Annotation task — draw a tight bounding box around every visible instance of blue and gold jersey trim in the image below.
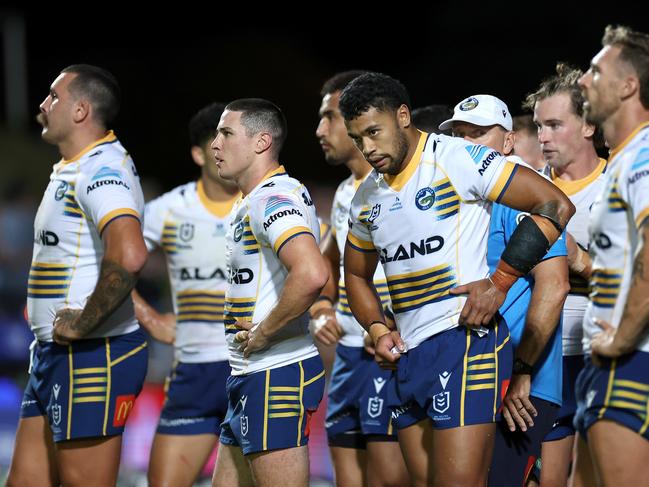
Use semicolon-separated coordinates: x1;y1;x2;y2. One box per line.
242;218;261;255
274;226;314;254
464;352;497;392
387;264;457;314
176;290;225;323
569;274;590;297
337;279;390;317
487;161;518;203
28;262;71;299
607;178;627;213
62;188;84;219
431;178;460;220
224;297;255;334
161;221;191;255
72;367;108;404
606;378;649;425
590;269;623;308
98;208;140;234
347;233;375;253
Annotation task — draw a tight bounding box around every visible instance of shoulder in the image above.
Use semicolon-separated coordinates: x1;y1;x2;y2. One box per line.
147;181;196;212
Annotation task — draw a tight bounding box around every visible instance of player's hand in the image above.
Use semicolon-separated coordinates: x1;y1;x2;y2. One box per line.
450;278;506;328
310;308;343;346
591;318;631;365
501;373;537;432
363;331;376;356
53;308;85;345
235;321;271;358
148;312;176;345
374;331;406;370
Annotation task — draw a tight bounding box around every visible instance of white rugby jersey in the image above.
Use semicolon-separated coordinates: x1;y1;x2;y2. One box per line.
552;158;607;355
348;131;519;349
225;166;320;375
584;123;649;354
28;131;144;342
143;180;237;363
331;174;390;347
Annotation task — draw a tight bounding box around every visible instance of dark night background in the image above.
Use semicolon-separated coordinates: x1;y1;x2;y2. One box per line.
4;6;649;189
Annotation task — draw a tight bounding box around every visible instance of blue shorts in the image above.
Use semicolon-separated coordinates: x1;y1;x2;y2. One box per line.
326;345;396;444
219;355;325;455
157;360;230;436
388;323;512;430
21;328;148;442
575;351;649;440
544;354;584;442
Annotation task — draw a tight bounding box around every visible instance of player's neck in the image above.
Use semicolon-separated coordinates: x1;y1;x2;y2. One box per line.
604;102;649;153
238;159;280;196
59;127;109;161
396;128;423;174
200;174;239;202
554;147;601;181
346;156;372;180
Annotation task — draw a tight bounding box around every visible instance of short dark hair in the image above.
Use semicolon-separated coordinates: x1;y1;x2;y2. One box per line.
513;114;537;135
189;102;226;147
225;98;287;159
602;24;649;109
411;104;453;134
320;70;368;97
61;64;121;127
523;63;585;117
339;72;411;121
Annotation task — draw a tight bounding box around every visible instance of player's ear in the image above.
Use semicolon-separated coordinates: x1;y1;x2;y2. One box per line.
73;99;90;123
504;131;515;156
620;73;640;101
582;121;596;139
255;132;273;155
191;145;205;167
397;104;411;129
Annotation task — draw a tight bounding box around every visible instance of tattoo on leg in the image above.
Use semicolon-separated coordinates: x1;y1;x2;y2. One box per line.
70;259;137;336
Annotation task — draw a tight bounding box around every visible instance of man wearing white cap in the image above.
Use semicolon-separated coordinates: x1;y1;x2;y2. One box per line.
441;95;570;485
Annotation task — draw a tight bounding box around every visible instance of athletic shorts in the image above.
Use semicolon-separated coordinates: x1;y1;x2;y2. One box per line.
575;351;649;440
21;328;148;442
326;344;396;445
157;360;230;435
544;354;583;441
388;322;512;430
219;355;325;455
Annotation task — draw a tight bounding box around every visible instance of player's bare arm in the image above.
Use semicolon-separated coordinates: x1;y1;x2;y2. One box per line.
131;288;176;344
309;231;343;345
53;217;147;344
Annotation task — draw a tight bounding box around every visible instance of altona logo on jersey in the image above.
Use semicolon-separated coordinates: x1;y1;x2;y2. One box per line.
379;235;444;263
54;181;68;201
263;208;303;230
415;187;435;210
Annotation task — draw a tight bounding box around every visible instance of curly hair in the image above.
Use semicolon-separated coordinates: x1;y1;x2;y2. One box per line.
339;72;411;121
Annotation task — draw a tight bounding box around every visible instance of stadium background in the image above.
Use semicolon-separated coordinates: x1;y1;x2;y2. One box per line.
1;6;648;485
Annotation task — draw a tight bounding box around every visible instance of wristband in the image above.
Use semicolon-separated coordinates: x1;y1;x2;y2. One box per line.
512;357;534;375
489;265;519;294
310;296;335;316
368;321;391;344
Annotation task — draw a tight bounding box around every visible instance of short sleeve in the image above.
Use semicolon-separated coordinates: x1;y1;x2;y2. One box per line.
76;161;142;235
142;195;169;251
346;187;376;253
622;147;649;229
249;192;315;255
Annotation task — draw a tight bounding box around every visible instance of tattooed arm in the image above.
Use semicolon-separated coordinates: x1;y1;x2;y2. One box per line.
53;217;147;344
592;222;649;357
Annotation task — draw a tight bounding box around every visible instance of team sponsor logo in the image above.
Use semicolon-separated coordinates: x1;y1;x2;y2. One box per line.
367;396;384;418
51;403;62;426
180;267;227;281
263;208;303;230
628;169;649;185
92;166;122;181
302;191;314;206
228;267;254;284
367;204;381;223
390;197;403;212
240;395;249;437
594;233;611;249
35;229;59;246
264;195;295;217
113;394;135;427
459;97;479;111
465;144;502;175
391;401;413;420
179;222;195;242
415;187;435;210
86;178;131;194
233;220;245;242
54;181;68;201
379;235;444;263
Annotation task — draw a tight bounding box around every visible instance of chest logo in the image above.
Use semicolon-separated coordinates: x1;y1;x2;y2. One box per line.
233;220;245;242
367;204;381;223
179;222;195;242
54;181;68;201
415;187;435;210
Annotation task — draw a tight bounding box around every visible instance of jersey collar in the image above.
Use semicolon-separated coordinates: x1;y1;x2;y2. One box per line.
608;121;649;161
383;131;428;192
60;130;117;165
196;180;240;218
551;158;607;196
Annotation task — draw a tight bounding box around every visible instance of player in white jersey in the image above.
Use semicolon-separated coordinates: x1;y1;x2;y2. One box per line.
522;63;607;487
314;71;409;487
130;103;239;487
573;25;649;486
339;73;575;487
7;65;148;487
210;99;329;487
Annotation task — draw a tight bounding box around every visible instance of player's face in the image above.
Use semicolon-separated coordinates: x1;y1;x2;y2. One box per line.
534;93;592;170
452;122;512;154
344;107;409;175
513;131;545;171
38;72;78;145
579;45;624;126
211;110;256;181
198;138;238;189
316;91;357;166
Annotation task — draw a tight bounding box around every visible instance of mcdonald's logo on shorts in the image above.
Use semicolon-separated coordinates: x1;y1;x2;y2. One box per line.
113;394;135;427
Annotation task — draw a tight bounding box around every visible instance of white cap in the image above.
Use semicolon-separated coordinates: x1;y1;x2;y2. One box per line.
438;94;513;131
